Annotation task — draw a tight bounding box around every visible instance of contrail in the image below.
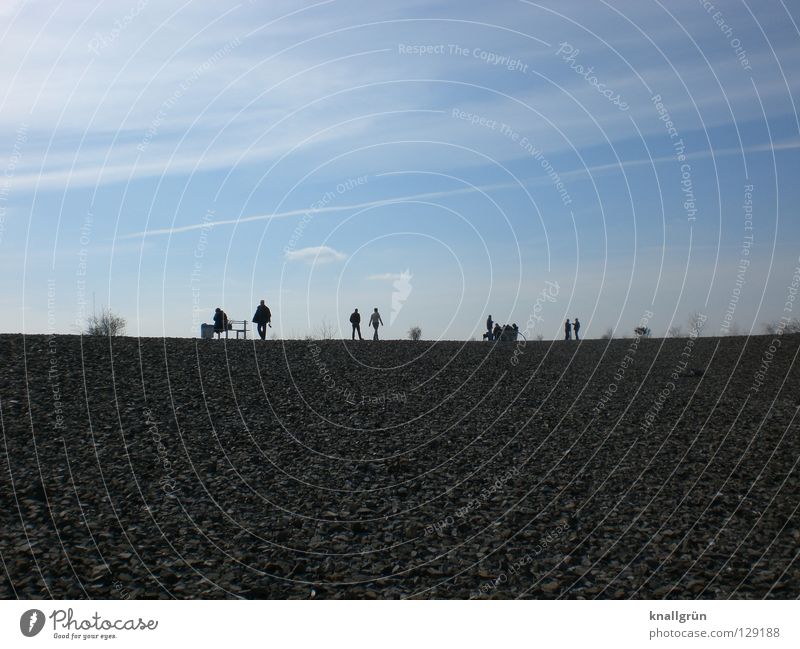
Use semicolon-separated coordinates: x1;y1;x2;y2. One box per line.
120;181;519;240
120;138;800;240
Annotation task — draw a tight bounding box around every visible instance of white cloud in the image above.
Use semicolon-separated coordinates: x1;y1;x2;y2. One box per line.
284;245;346;264
2;0;797;206
367;272;405;281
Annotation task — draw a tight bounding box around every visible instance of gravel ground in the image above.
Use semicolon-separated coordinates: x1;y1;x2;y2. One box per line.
1;333;798;599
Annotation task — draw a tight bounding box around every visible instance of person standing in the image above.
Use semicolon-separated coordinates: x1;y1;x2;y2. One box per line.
252;299;272;340
369;308;384;340
349;308;363;340
486;315;494;341
573;318;580;341
564;319;572;341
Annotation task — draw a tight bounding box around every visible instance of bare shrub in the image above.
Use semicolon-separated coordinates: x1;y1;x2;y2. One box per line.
600;328;613;340
687;311;706;336
408;326;422;341
85;308;126;337
314;319;336;340
762;321;778;335
763;317;800;335
668;325;683;338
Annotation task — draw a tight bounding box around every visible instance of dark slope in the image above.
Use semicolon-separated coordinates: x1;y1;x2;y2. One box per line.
1;334;798;599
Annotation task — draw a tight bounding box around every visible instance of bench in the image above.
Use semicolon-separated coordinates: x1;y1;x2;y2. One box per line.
201;320;248;339
225;320;248;339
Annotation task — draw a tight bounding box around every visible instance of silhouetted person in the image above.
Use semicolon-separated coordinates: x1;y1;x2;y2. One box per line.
573;318;580;341
512;323;519;340
369;308;384;340
350;308;363;340
564;319;572;340
486;315;494;341
252;299;271;340
213;307;229;339
493;323;502;340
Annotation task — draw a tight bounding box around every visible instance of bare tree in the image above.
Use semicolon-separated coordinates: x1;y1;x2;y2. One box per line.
314;319;336;340
536;333;544;341
600;328;613;340
408;326;422;341
85;308;126;337
785;318;800;334
668;325;683;338
687;311;706;336
763;317;800;335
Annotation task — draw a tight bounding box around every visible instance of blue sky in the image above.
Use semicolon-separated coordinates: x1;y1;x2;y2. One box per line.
1;0;798;339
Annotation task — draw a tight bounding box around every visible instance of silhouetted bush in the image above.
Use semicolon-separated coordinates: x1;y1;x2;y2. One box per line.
668;325;683;337
314;319;336;340
762;317;800;335
85;309;126;337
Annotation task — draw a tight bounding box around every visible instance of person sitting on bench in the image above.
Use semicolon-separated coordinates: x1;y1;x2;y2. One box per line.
213;307;230;338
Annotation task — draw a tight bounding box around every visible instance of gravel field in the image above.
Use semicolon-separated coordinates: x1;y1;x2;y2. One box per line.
1;333;798;599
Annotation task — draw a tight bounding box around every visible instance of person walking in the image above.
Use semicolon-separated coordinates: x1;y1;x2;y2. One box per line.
369;308;384;340
349;308;363;340
564;319;572;341
486;314;494;341
252;299;272;340
573;318;580;341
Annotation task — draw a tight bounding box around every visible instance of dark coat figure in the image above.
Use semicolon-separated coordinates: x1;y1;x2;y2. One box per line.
486;315;494;341
349;309;363;340
564;319;572;340
369;308;384;340
493;323;502;340
573;318;580;341
213;308;229;338
498;324;518;342
252;300;272;340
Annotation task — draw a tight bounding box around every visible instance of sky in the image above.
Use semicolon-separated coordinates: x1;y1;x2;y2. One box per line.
1;0;798;340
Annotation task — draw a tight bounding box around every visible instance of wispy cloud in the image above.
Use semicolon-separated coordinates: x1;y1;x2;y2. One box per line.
367;272;406;281
284;245;346;264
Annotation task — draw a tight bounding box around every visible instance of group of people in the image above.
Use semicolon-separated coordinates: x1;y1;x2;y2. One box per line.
483;314;582;341
211;300;273;340
212;301;387;341
564;318;580;340
216;302;579;342
349;308;384;340
483;315;520;342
